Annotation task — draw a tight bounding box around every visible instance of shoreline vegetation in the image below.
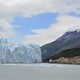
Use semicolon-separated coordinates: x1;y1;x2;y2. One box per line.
45;48;80;65
49;56;80;65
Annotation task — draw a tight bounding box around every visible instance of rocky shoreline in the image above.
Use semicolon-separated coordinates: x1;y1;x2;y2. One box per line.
49;56;80;64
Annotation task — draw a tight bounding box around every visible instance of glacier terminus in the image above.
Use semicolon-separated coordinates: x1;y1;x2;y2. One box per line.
0;38;42;63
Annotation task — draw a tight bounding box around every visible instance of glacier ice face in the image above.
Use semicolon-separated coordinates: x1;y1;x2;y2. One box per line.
0;38;42;63
13;44;42;63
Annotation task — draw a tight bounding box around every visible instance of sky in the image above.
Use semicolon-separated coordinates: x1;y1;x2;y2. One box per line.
0;0;80;46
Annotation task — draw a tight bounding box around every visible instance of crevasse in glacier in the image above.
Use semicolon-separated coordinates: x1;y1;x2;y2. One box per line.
0;38;42;63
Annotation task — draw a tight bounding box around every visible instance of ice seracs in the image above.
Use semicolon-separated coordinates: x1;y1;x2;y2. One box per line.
12;44;42;63
0;38;42;63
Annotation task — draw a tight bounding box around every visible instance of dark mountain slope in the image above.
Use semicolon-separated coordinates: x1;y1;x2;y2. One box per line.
41;30;80;62
50;48;80;60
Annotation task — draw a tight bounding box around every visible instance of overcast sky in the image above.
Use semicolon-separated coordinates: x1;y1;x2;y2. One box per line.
0;0;80;46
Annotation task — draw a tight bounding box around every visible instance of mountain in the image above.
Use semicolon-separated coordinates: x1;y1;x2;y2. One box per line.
0;38;42;63
41;29;80;62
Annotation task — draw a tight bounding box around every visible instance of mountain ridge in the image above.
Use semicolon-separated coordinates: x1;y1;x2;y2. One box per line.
41;29;80;62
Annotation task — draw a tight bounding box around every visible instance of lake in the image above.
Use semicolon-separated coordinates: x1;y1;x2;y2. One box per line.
0;63;80;80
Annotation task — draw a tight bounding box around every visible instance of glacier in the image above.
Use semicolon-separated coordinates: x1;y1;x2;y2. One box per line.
0;38;42;63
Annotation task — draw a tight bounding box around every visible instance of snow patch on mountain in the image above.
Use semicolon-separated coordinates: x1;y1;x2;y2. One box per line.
76;29;80;33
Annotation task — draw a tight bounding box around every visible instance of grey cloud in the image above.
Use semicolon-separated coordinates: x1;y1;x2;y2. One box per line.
0;0;80;39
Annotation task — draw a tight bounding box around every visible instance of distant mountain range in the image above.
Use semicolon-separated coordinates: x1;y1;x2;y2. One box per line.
41;29;80;62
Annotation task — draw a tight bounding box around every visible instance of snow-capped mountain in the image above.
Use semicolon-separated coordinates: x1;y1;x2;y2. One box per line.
57;29;80;41
41;29;80;61
0;38;42;63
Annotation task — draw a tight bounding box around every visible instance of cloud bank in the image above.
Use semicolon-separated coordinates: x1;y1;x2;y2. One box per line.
0;0;80;19
25;15;80;46
0;19;15;38
0;0;80;45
